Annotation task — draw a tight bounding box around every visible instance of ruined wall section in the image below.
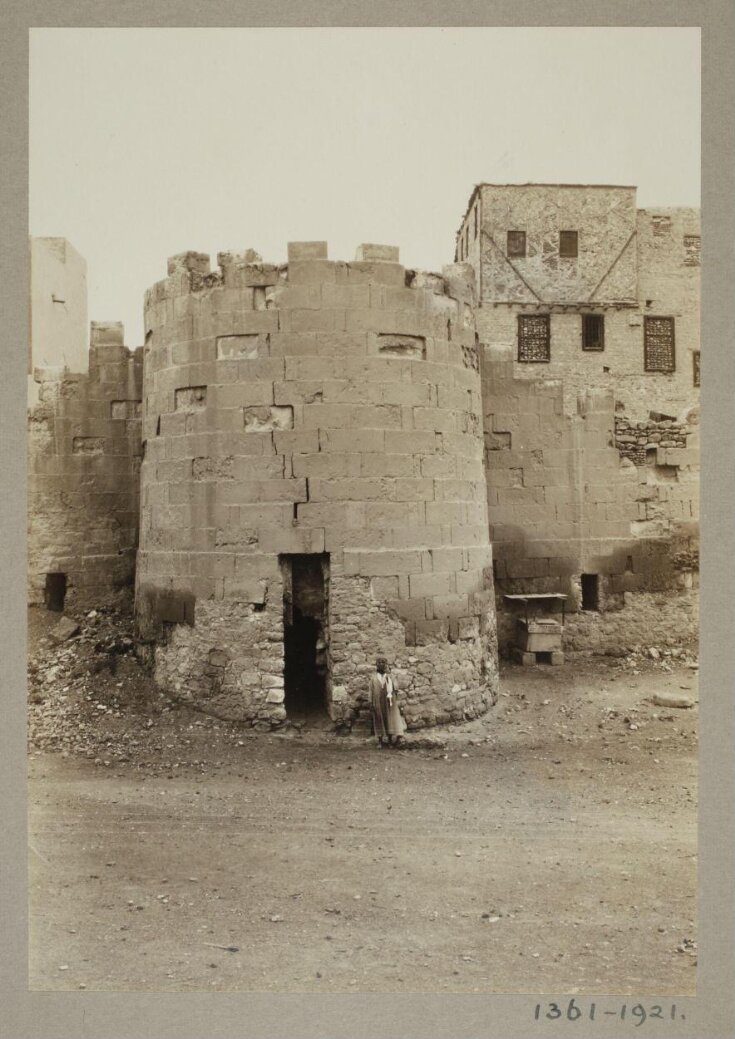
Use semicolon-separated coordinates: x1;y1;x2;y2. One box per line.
614;415;691;466
28;322;143;606
482;345;699;655
137;244;498;729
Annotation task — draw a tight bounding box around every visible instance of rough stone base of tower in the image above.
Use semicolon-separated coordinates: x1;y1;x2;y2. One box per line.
137;570;498;731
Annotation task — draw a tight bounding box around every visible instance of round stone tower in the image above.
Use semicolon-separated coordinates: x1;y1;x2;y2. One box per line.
136;241;498;730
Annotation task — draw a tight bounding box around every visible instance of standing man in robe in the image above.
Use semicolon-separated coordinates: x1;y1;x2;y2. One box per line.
369;656;406;748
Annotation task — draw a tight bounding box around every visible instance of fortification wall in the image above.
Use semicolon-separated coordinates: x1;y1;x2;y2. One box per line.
482;345;699;656
27;321;143;607
136;243;498;729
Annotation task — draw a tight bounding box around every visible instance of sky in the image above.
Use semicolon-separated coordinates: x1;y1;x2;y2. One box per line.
29;27;701;346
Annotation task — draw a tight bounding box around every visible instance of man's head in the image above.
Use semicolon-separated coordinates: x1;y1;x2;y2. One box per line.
376;656;388;674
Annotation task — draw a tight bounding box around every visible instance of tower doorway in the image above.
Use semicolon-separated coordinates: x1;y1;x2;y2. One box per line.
44;572;67;612
281;554;330;725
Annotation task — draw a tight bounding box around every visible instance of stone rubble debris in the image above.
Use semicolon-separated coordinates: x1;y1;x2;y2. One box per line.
651;693;696;710
50;617;80;643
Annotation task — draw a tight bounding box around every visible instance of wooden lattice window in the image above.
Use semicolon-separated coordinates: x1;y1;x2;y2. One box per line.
582;314;605;351
507;231;526;258
518;314;550;363
644;316;676;372
693;351;701;387
559;230;578;257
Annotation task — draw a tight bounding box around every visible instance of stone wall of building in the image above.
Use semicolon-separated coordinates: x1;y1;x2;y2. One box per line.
136;243;499;729
472;183;638;305
635;206;701;414
29;238;89;408
457;186;700;421
482;344;699;656
27;321;143;607
473;305;701;422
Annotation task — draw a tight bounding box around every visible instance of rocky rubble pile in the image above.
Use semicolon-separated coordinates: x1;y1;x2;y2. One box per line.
28;599;173;761
602;645;698;676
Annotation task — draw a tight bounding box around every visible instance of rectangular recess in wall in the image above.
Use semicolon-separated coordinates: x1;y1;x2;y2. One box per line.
174;386;207;411
111;400;139;419
518;314;550;363
192;455;234;480
376;334;426;360
581;573;600;611
693;351;701;387
44;572;67;612
72;436;104;454
217;333;269;360
644;317;676;373
582;314;605;351
243;405;294;432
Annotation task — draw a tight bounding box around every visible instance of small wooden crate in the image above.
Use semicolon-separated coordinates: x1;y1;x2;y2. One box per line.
515;617;563;653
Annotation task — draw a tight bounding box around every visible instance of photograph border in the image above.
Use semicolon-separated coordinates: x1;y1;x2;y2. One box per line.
2;3;733;1037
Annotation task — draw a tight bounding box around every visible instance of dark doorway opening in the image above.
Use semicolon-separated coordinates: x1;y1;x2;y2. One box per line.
44;572;67;612
281;554;330;725
581;573;600;612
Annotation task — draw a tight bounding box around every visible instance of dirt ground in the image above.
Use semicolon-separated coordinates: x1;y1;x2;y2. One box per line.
28;603;698;994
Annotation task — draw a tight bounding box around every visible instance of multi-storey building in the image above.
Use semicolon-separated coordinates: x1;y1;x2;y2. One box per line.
455;184;699;652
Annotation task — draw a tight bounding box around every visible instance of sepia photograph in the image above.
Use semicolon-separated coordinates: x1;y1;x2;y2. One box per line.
25;24;703;1002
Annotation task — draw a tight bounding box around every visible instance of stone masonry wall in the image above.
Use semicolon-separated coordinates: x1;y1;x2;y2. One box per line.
476;184;638;305
459;186;700;420
562;589;698;655
28;321;143;606
482;344;699;656
136;243;499;728
328;575;496;730
474;305;700;421
29;238;89;410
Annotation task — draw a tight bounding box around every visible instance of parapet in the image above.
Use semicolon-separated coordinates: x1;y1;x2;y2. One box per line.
90;320;125;346
148;242;474;317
